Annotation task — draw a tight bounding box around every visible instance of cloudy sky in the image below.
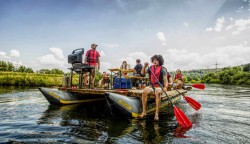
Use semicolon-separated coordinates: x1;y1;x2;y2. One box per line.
0;0;250;72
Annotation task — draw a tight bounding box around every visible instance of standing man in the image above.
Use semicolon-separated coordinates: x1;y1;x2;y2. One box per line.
84;43;100;88
140;55;168;121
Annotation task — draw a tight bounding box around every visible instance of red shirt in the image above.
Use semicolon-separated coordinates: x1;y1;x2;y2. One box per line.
85;49;100;66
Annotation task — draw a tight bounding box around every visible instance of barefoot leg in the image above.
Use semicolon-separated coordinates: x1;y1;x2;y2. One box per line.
140;87;151;117
154;89;162;121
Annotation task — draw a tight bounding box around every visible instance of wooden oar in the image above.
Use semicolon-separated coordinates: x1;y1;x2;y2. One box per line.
148;67;192;128
176;90;201;111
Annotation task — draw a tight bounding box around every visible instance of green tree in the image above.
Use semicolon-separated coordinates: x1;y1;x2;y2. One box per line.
0;61;7;71
243;63;250;72
17;65;26;72
51;68;64;74
39;69;51;74
7;62;15;71
25;67;34;73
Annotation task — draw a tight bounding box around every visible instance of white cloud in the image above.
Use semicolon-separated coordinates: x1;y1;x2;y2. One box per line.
100;50;106;57
0;50;21;59
163;43;250;71
206;17;225;32
0;51;10;59
102;43;119;48
206;27;213;31
100;62;113;72
10;50;20;57
183;22;189;27
207;17;250;35
226;25;233;30
156;32;166;41
0;52;7;57
49;47;64;59
120;51;150;68
231;18;250;34
232;31;240;35
32;47;69;71
156;32;166;46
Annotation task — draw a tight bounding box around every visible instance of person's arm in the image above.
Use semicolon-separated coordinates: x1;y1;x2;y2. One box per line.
163;75;168;91
133;65;137;73
169;76;173;85
98;57;100;69
162;69;168;91
141;62;148;76
84;51;88;64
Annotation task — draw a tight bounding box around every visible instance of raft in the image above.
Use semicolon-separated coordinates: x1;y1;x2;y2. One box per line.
39;87;188;104
39;86;187;118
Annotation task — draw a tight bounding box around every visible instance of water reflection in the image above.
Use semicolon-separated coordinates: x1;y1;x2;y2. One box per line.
37;103;184;143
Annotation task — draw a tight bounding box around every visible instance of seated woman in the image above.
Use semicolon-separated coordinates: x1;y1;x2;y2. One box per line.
98;71;109;87
173;69;184;89
120;61;129;78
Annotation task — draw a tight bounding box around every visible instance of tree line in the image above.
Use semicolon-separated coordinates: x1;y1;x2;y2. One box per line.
0;61;64;74
201;63;250;85
169;63;250;85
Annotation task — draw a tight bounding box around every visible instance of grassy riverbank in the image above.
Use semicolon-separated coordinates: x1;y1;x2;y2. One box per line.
0;72;73;87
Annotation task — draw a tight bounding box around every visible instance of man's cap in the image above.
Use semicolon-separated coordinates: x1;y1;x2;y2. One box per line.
91;43;98;46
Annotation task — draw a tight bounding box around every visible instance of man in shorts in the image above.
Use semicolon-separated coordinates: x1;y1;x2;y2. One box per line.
140;55;168;121
84;43;100;88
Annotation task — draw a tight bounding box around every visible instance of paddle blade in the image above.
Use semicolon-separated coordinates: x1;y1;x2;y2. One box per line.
173;106;192;128
192;84;205;90
184;96;201;111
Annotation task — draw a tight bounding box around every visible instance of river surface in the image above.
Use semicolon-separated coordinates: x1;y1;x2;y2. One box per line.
0;85;250;143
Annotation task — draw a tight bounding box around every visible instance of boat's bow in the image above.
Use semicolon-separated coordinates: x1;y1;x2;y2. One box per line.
39;87;105;105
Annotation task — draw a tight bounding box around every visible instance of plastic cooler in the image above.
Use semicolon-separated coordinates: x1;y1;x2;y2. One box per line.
113;78;132;89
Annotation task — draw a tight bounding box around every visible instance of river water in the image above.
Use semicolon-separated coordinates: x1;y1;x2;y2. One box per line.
0;85;250;143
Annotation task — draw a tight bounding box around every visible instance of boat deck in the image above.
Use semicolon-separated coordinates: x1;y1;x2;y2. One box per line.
58;87;187;99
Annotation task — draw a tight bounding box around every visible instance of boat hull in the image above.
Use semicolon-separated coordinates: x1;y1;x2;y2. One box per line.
39;87;105;105
105;90;183;118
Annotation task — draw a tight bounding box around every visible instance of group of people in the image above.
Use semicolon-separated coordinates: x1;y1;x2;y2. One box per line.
83;43;184;120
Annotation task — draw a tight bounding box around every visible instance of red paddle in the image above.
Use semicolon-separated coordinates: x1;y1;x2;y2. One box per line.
191;84;205;90
176;90;201;111
148;67;192;128
174;106;192;128
184;96;201;110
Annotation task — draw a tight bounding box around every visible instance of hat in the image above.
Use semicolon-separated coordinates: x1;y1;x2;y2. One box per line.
91;43;98;46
